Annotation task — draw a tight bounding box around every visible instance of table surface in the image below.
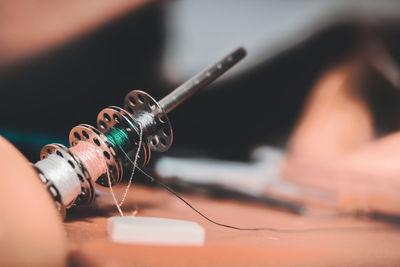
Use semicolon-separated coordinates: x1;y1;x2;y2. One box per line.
65;185;400;266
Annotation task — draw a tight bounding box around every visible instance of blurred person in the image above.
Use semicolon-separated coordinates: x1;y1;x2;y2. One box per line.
283;33;400;215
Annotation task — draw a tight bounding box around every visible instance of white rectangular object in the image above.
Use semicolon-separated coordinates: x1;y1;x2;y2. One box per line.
107;216;205;246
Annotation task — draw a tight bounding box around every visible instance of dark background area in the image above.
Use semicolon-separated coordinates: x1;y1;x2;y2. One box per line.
0;2;385;163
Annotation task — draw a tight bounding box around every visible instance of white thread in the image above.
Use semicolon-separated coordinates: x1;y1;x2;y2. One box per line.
106;159;124;216
68;123;143;216
71;141;123;216
118;123;143;208
35;154;81;206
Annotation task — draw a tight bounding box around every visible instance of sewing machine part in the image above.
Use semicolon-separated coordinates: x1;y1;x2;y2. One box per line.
33;47;246;216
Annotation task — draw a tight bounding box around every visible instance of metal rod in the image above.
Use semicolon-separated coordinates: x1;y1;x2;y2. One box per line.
159;47;246;113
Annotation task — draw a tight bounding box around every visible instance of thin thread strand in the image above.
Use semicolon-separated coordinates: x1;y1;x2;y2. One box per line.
103;123;143;211
96;125;390;232
118;123;143;207
106;161;124;216
136;167;392;233
71;141;123;216
103;125;137;214
120;150;391;233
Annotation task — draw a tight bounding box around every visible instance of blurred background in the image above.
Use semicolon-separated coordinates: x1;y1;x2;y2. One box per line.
2;1;400;212
1;0;399;159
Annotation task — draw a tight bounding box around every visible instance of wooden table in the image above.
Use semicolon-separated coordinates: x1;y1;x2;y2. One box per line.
64;185;400;266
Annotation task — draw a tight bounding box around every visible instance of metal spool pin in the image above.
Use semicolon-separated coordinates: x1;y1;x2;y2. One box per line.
124;47;247;153
34;47;246;215
89;47;246;187
69;124;124;186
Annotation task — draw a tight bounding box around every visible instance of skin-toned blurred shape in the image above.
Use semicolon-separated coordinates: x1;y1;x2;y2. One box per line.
0;137;67;267
284;55;400;215
288;59;374;158
0;0;149;66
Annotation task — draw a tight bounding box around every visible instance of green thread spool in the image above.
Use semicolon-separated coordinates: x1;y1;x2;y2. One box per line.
105;126;132;153
104;124;143;167
105;127;131;150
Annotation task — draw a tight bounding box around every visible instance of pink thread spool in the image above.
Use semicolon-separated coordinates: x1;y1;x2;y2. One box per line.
70;141;124;216
70;141;106;180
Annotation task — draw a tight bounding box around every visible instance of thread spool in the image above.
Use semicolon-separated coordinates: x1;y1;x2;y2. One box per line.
35;154;82;206
70;125;143;215
118;123;143;207
105;126;132;154
35;48;246;216
70;140;124;216
70;141;106;180
69;124;123;186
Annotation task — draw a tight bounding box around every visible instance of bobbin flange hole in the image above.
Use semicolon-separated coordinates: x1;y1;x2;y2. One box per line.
96;106;150;166
124;90;173;152
39;143;95;205
69;124;122;186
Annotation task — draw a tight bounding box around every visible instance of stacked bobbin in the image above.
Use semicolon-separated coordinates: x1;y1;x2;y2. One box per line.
35;90;173;212
33;48;246;216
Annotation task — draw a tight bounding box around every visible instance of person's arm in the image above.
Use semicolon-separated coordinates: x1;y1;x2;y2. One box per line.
0;136;66;267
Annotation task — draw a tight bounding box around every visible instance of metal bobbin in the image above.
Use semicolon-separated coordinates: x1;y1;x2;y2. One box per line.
121;48;246;153
97;106;151;167
38;144;94;208
124;90;173;152
33;48;246;218
69;124;122;186
34;165;66;219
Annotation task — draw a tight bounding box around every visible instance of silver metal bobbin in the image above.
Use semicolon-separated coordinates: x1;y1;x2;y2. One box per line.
122;48;247;153
124;90;173;152
37;143;94;208
96;106;151;166
33;47;247;218
69;124;122;186
34;164;66;219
